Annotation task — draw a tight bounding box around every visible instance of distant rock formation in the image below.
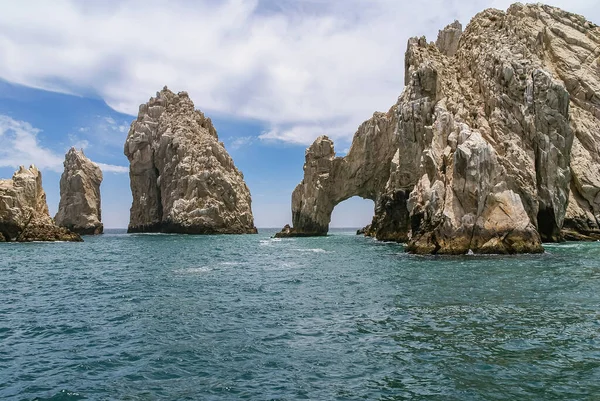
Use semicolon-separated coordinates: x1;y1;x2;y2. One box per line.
278;3;600;254
0;166;82;242
356;224;372;236
124;87;257;234
55;148;103;235
274;111;397;238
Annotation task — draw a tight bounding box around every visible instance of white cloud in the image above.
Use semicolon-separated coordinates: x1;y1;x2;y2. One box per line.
68;133;89;150
96;162;129;173
229;135;256;150
0;0;598;146
0;114;129;174
259;119;361;147
0;115;64;172
77;115;131;148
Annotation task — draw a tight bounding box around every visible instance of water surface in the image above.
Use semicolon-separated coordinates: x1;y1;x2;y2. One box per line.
1;229;599;400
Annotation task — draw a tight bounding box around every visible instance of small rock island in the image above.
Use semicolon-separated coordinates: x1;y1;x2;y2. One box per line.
55;147;104;235
124;87;257;234
277;3;600;254
0;166;82;242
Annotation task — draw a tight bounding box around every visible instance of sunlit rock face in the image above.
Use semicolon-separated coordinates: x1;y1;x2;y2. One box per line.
55;148;103;235
275;110;397;238
124;87;257;234
0;166;82;242
278;3;600;254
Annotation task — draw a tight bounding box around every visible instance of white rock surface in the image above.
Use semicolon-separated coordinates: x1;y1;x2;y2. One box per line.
278;3;600;254
0;166;81;242
55;148;103;235
435;20;462;57
124;87;257;234
275;109;397;238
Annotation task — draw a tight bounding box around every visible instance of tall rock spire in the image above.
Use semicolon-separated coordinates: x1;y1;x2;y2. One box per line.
124;87;257;234
0;165;82;242
55;147;103;235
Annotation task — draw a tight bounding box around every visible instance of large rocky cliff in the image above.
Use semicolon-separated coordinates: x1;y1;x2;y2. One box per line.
55;148;103;235
124;87;257;234
0;166;82;242
278;3;600;254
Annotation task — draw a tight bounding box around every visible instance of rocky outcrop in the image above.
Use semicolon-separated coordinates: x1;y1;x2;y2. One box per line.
124;87;257;234
356;224;371;235
274;109;397;238
55;148;103;235
278;3;600;254
0;166;82;242
562;105;600;240
435;20;462;57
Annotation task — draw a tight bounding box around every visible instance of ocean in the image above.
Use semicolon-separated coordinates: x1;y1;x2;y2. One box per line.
1;228;599;400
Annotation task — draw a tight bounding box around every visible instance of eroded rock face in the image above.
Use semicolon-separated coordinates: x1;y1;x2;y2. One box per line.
278;3;600;254
563;108;600;240
55;148;103;235
401;4;597;253
435;20;462;57
124;87;257;234
0;166;82;242
275;109;397;238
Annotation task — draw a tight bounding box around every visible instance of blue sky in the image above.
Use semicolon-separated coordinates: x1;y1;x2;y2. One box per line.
0;0;598;228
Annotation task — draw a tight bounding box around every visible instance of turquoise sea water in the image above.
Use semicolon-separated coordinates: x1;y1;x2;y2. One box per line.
1;228;600;400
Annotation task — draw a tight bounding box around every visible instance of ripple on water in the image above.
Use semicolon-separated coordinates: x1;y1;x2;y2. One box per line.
1;231;600;400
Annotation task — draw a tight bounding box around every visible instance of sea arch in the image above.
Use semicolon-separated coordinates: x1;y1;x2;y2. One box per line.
330;196;375;231
277;109;400;237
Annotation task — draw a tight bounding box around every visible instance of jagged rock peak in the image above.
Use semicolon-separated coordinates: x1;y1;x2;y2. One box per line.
278;3;600;254
0;165;82;242
124;87;257;234
435;20;462;57
55;147;103;235
137;86;217;139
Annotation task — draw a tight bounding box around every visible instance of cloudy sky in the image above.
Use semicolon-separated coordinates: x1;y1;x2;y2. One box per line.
0;0;598;228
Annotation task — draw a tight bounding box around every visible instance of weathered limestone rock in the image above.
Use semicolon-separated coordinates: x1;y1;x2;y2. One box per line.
0;166;82;242
124;87;257;234
402;4;598;252
278;3;600;254
563;108;600;240
435;20;462;57
275;108;397;238
55;148;103;235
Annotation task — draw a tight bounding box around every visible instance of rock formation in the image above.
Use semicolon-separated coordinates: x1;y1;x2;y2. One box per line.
275;110;397;238
356;225;371;236
124;87;257;234
55;148;103;235
561;69;600;240
277;3;600;254
0;166;82;242
435;20;462;57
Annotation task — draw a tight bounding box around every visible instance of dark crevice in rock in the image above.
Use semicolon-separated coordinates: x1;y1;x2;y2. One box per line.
537;206;562;242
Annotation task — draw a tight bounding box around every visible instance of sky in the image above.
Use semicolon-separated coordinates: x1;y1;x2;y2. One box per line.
0;0;598;228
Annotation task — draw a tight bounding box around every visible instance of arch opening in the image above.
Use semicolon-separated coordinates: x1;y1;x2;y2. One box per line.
329;196;375;232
